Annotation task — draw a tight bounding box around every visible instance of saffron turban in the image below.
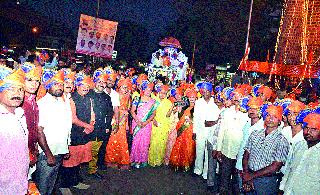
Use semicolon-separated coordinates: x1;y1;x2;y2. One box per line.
74;72;93;88
140;80;154;91
105;66;118;81
20;62;42;81
93;68;108;83
171;87;184;97
42;69;64;89
265;105;283;121
0;65;25;92
274;99;292;116
185;88;197;98
117;77;132;91
286;100;306;113
303;113;320;130
258;86;273;100
62;68;76;82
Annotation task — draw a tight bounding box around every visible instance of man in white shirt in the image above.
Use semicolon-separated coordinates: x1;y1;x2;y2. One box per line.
280;113;320;194
0;67;29;195
193;82;220;179
216;88;249;194
206;92;225;193
235;97;264;192
103;68;120;110
101;69;120;168
281;100;306;146
35;70;72;195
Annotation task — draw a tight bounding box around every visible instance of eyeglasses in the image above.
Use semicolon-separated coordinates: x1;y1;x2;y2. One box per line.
304;126;318;132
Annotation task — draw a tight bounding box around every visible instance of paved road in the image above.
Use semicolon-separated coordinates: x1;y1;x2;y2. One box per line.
56;165;213;195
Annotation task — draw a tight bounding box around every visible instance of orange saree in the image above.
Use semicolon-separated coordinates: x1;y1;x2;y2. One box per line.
169;106;195;171
105;95;131;168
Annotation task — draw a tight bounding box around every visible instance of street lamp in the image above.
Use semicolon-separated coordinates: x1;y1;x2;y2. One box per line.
32;27;38;33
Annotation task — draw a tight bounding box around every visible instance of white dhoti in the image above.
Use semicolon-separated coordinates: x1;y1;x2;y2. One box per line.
193;97;220;180
194;132;209;179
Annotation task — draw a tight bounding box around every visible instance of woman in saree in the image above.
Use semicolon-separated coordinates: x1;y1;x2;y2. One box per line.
105;78;132;170
130;79;158;168
169;88;197;171
164;87;184;165
148;85;173;166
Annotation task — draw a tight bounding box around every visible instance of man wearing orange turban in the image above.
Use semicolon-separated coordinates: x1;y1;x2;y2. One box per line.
62;68;76;97
60;72;94;190
206;90;227;193
35;69;72;194
280;113;320;194
281;100;306;146
193;82;220;181
21;63;55;188
258;86;273;102
0;66;29;194
86;68;113;179
21;63;43;161
104;68;120;136
235;97;265;192
242;105;289;195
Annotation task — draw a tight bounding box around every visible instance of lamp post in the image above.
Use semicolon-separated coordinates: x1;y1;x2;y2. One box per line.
31;27;39;49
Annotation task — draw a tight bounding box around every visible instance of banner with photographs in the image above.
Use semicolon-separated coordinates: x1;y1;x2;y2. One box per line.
76;14;118;59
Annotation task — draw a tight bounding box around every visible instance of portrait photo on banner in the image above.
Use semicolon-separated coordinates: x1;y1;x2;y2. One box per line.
76;14;118;59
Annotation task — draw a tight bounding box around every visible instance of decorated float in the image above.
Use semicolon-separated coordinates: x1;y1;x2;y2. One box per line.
239;0;320;92
147;37;189;83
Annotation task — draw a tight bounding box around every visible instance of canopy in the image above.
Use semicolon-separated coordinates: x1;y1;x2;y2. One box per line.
159;37;182;49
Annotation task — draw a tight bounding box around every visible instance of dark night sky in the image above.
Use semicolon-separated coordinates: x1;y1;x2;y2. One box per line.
22;0;177;41
1;0;281;66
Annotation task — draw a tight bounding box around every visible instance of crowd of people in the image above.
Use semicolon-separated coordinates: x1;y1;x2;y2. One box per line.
0;51;320;195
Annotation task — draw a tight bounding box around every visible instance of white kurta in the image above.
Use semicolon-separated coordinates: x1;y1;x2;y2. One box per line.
280;126;305;173
193;97;220;179
0;105;29;195
281;141;320;194
216;106;249;159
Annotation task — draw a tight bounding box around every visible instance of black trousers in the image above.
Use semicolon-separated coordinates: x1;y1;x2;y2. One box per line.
219;154;240;195
59;165;82;188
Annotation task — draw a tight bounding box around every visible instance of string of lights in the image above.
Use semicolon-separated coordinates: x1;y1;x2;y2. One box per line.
270;0;319;93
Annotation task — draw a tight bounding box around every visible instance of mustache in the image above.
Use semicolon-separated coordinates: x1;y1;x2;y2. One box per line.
11;97;22;100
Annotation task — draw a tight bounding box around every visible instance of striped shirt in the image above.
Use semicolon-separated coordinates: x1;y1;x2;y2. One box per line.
245;127;289;171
